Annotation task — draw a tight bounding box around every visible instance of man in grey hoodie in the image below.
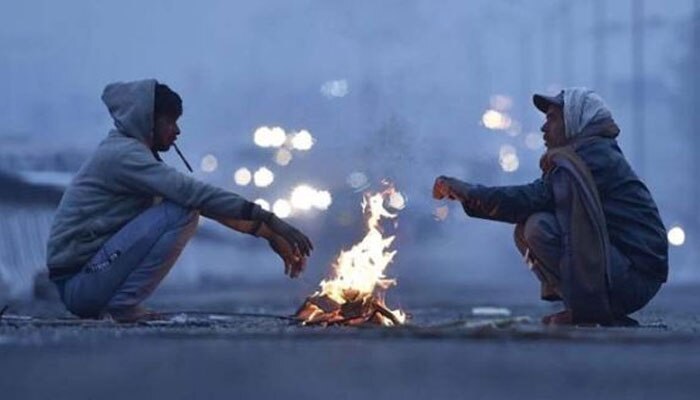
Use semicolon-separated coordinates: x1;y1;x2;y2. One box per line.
433;88;668;326
46;79;313;322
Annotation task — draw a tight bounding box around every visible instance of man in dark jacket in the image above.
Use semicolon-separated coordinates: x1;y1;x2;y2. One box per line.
433;88;668;325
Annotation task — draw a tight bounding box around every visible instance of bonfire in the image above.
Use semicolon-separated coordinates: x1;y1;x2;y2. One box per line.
296;185;406;327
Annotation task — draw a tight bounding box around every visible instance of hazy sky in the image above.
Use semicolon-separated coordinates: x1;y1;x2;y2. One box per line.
1;1;698;285
1;0;694;142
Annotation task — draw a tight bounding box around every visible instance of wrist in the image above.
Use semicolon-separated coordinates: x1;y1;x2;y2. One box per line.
250;203;274;223
249;219;264;237
257;223;275;240
447;178;471;201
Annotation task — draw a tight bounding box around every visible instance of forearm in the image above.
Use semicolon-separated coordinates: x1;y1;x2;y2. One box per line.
116;145;266;221
459;179;555;224
206;213;274;239
443;178;472;202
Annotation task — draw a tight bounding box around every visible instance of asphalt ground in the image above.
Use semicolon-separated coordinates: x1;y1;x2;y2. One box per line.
1;282;699;400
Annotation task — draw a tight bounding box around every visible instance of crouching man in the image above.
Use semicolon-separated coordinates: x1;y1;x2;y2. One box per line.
434;88;668;326
47;79;313;322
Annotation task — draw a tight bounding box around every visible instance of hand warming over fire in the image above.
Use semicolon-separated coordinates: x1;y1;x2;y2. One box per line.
265;214;314;257
432;176;451;200
257;215;312;278
433;176;471;202
243;214;311;278
268;233;306;278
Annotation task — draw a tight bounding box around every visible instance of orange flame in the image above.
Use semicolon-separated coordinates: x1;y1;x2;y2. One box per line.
299;185;406;326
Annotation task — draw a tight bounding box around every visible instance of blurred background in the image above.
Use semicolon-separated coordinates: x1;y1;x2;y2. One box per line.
1;0;698;303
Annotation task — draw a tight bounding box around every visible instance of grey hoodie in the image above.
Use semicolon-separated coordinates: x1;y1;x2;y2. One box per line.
47;79;264;280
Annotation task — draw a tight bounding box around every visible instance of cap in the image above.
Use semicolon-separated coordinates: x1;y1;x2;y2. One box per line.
533;91;564;113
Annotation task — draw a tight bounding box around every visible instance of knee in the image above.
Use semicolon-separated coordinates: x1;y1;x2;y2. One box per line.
522;212;559;248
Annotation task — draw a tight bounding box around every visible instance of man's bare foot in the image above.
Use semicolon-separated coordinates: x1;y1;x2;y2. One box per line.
541;310;573;325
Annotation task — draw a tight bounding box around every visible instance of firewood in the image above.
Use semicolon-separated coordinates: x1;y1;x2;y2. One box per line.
372;300;401;326
309;295;341;313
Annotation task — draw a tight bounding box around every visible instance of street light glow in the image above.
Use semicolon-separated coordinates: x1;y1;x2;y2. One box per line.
499;145;519;172
291;185;317;210
233;167;252;186
200;154;218;173
482;110;512;130
274;148;293;166
668;226;686;246
291;130;314;151
254;198;270;211
273;199;292;218
253;167;275;187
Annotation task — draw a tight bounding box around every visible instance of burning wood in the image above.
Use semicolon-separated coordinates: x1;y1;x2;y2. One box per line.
296;186;406;327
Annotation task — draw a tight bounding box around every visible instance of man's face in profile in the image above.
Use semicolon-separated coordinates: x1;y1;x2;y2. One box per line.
153;114;181;152
541;105;567;148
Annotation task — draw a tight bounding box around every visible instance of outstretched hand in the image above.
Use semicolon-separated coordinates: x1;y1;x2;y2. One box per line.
433;176;470;201
433;176;455;200
265;215;313;278
268;233;306;278
266;215;314;257
213;208;313;278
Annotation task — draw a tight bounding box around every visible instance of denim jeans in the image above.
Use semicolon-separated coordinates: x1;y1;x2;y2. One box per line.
514;212;661;316
58;201;199;318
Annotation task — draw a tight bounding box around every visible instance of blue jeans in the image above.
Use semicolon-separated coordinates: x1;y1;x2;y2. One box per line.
514;212;661;316
58;201;199;318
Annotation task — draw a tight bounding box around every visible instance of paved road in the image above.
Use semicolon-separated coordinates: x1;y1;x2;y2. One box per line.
1;282;699;400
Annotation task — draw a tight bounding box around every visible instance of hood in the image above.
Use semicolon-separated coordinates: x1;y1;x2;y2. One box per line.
101;79;157;143
562;87;614;139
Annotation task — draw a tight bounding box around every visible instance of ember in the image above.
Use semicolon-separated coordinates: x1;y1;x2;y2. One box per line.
296;186;406;327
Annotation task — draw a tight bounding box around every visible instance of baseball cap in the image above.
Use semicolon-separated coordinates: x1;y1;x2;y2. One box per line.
533;91;564;113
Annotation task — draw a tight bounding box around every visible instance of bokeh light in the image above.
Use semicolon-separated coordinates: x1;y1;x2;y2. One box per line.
253;126;273;147
273;199;292;218
289;185;333;211
200;154;218;173
347;171;369;191
499;145;519;172
668;226;686;246
254;126;287;148
233;167;252;186
253;167;275;187
269;127;287;148
291;130;314;151
320;79;349;98
313;190;333;210
274;148;293;166
482;110;512;130
291;185;317;210
254;198;270;212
